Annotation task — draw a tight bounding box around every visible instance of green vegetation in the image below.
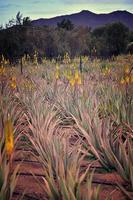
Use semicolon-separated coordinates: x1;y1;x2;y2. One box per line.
0;12;133;62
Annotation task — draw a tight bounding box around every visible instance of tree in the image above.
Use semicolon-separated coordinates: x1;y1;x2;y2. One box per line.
23;17;31;26
0;12;32;62
128;31;133;42
5;18;15;29
92;26;106;38
106;22;129;56
57;19;74;31
16;12;23;25
92;22;129;57
92;26;108;57
127;42;133;54
67;27;90;57
0;25;3;30
0;13;132;62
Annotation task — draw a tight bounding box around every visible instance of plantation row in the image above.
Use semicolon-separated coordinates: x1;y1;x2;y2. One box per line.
0;54;133;199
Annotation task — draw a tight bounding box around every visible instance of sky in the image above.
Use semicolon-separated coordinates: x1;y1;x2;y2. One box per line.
0;0;133;25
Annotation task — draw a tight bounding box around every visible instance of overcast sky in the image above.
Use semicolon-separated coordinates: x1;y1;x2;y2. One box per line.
0;0;133;25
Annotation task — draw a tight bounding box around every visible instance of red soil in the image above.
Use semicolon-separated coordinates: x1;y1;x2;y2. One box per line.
12;150;133;200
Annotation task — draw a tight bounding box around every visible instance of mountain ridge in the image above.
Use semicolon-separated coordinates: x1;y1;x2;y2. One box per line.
32;10;133;29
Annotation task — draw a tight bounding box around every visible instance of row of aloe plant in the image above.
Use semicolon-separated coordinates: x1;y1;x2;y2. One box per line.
1;58;132;199
0;84;26;200
58;83;133;199
18;89;101;200
17;72;133;199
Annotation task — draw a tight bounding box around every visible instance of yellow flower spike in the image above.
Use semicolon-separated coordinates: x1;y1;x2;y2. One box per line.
68;69;72;77
77;76;82;85
120;78;125;85
130;75;133;84
0;66;5;75
55;63;60;80
108;69;111;74
124;65;129;74
74;70;79;80
11;82;17;89
2;54;4;61
125;76;130;84
74;69;82;85
69;78;75;87
10;76;17;89
73;63;77;70
4;60;7;65
56;72;59;80
63;69;67;77
105;67;108;71
5;117;14;157
11;76;16;81
103;67;110;75
67;74;71;81
55;70;60;80
56;63;59;70
102;71;106;76
33;51;38;65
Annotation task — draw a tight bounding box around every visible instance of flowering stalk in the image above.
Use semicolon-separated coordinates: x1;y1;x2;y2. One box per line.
4;117;14;158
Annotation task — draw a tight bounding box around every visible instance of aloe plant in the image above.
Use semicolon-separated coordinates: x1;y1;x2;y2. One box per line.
23;91;100;200
0;121;20;200
61;92;133;187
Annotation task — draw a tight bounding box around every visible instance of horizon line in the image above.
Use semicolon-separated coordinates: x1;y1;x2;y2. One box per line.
32;9;133;21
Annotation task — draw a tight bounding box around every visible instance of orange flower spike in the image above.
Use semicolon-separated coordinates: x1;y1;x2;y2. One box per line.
0;65;5;75
10;76;17;89
77;76;82;85
74;70;79;80
73;68;82;85
55;70;59;80
120;78;125;85
55;63;60;80
130;74;133;84
125;76;130;84
5;118;14;157
69;78;75;87
124;65;129;74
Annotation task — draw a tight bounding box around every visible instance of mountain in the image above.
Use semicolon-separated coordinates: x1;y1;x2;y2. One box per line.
32;10;133;29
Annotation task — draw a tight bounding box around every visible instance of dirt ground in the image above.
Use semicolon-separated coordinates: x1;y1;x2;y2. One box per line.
12;148;132;200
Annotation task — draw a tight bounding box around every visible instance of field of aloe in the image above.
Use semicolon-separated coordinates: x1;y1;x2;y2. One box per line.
0;54;133;200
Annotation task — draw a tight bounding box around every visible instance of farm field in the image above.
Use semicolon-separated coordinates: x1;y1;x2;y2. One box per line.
0;54;133;200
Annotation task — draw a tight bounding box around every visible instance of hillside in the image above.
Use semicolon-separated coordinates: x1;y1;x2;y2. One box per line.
32;10;133;29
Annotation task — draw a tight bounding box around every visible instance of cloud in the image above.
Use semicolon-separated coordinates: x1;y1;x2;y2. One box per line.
63;0;120;4
0;3;20;10
123;0;133;3
32;0;54;4
32;0;42;3
0;4;13;9
29;9;63;15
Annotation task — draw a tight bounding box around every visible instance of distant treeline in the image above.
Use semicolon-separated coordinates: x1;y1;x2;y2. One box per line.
0;12;133;62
